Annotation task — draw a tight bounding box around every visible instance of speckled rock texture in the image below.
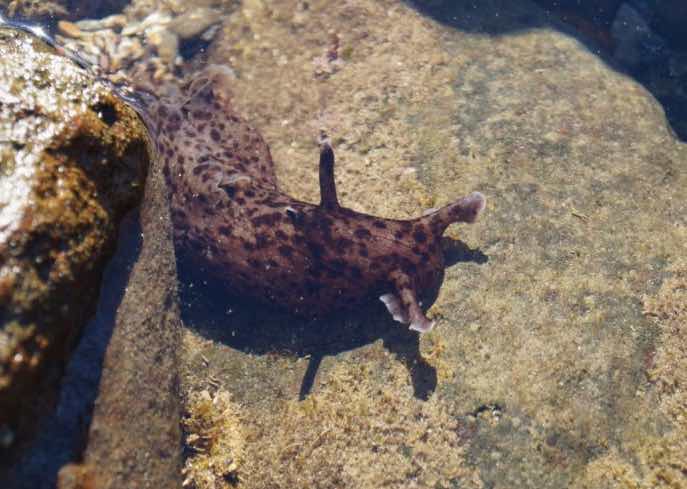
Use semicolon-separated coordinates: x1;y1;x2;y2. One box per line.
0;26;147;463
174;0;686;488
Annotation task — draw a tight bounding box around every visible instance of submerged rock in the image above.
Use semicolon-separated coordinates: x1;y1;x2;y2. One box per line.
0;26;148;461
177;0;687;487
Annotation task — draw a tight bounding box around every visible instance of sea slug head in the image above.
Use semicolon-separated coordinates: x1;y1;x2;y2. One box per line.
315;140;485;333
376;191;485;333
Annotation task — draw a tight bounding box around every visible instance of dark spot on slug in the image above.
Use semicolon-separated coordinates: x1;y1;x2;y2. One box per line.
354;227;371;239
307;241;325;260
278;245;294;257
412;229;427;243
220;185;235;198
286;208;304;225
193;164;210;175
306;265;321;277
252;213;281;227
335;238;354;253
401;259;418;275
304;280;319;295
255;234;270;249
329;259;346;272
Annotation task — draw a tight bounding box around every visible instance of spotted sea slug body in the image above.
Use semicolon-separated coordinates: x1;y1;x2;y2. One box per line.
146;66;486;333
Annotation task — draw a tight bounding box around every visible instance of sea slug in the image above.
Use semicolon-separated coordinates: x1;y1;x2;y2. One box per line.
148;66;485;332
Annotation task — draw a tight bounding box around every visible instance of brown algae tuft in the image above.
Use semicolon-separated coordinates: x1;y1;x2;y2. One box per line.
182;389;245;488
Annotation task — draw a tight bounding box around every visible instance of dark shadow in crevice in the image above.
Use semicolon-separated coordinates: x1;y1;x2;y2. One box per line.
178;238;488;401
6;211;142;489
405;0;621;52
404;0;687;141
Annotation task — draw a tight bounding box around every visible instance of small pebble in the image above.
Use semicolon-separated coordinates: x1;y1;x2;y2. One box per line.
147;27;179;65
122;12;171;37
57;20;82;39
77;14;127;32
169;8;222;40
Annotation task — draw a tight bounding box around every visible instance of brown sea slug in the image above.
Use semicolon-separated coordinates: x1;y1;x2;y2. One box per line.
150;66;485;332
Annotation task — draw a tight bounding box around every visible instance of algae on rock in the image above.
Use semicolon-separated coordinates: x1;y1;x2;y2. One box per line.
179;0;687;487
0;26;149;463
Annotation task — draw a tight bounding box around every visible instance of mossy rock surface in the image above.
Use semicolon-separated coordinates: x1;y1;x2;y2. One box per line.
178;1;687;488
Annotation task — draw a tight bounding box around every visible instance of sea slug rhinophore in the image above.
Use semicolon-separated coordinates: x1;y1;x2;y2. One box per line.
149;66;485;333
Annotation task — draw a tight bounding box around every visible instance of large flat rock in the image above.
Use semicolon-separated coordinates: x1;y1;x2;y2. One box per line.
176;0;687;487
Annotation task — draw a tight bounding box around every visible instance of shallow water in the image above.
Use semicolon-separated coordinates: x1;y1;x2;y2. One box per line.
3;1;687;488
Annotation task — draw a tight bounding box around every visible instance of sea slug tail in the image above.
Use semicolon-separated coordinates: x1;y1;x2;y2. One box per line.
422;191;486;235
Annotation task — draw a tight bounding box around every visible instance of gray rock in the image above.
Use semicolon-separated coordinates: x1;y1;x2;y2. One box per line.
0;20;184;489
68;109;184;489
146;26;179;65
75;14;127;32
168;7;222;40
